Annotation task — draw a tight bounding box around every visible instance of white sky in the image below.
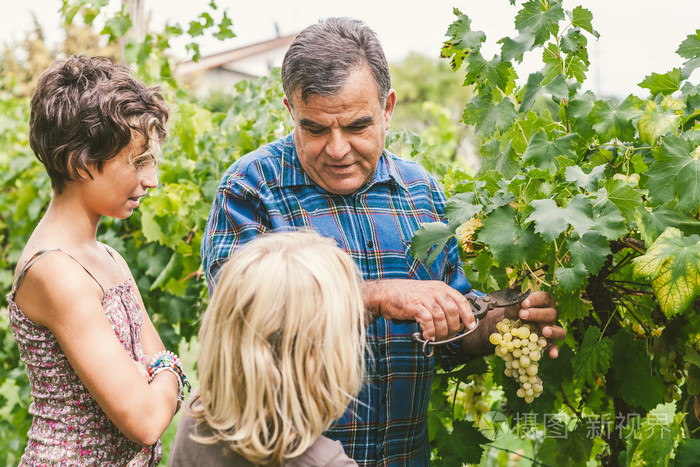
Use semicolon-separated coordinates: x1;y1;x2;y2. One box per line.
2;0;699;98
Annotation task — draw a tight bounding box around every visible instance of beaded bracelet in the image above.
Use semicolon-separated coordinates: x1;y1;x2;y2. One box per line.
147;350;191;406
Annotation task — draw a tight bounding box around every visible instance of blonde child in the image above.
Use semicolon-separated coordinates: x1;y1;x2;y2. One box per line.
170;231;365;466
8;55;187;465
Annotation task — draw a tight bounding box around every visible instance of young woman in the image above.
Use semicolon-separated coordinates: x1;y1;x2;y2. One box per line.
8;55;187;465
170;231;365;466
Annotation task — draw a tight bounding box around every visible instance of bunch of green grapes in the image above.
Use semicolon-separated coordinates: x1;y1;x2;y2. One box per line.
461;374;490;422
659;345;683;403
490;318;546;403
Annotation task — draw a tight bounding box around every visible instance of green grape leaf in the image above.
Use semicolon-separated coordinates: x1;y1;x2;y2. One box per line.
525;198;566;242
449;420;490;464
572;326;613;385
646;135;700;214
555;290;592;322
637;100;682;146
514;0;564;46
410;221;456;266
588;95;643;143
478;139;522;179
499;32;536;62
591;201;627;240
441;10;486;70
568;231;610;275
462;95;517;137
464;53;513;91
480;206;545;266
555;262;588;291
213;12;235;41
536;426;595;466
566;54;589;83
525;194;593;243
568;91;596;119
608;330;666;410
636;205;700;245
520;72;568;112
677;30;700;59
674;439;700;467
632;227;700;317
444;192;482;225
565;164;606;191
681;56;700;80
638;68;682;96
444;10;486;52
570;5;599;38
601;179;643;223
630;409;683;467
522;130;578;171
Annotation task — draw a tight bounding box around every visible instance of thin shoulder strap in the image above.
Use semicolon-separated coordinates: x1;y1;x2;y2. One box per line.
12;248;106;296
101;243;128;282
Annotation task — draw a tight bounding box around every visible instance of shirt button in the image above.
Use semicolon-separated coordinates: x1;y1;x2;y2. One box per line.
367;240;374;248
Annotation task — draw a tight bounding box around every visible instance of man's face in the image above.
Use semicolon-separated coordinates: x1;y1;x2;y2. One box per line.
284;66;396;195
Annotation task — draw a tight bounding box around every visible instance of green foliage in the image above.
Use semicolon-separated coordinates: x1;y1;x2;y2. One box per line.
411;0;700;464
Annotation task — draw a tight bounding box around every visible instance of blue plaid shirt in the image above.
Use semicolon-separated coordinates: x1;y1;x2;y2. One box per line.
201;133;472;466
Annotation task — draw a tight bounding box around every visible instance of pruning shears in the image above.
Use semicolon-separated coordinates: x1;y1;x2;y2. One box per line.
412;287;532;358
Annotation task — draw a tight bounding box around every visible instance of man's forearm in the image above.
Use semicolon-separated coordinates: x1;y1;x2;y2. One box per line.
362;280;385;324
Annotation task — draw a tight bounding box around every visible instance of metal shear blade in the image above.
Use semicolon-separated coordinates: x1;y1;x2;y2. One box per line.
412;287;531;357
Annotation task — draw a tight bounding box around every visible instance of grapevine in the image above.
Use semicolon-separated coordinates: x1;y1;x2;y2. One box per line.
490;318;546;403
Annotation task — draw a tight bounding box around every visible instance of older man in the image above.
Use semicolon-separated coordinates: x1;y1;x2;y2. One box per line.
201;17;565;467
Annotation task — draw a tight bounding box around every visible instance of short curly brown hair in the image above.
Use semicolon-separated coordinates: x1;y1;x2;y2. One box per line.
29;55;169;194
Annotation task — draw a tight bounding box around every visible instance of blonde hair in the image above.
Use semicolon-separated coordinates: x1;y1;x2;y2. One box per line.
191;230;366;465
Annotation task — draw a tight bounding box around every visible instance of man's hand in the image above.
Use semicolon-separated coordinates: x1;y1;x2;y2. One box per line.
462;291;566;358
507;291;566;358
363;279;476;341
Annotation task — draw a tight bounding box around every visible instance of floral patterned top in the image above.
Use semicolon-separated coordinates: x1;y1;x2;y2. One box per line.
7;247;162;466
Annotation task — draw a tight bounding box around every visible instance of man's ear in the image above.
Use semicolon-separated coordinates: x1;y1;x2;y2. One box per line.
383;89;397;130
283;96;294;118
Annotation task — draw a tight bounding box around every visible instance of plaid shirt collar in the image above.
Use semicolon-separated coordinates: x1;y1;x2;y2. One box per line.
279;132;410;194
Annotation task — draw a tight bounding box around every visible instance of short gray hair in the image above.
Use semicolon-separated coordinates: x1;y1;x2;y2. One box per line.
281;17;391;106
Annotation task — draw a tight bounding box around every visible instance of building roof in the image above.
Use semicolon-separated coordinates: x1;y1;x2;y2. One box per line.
174;33;297;78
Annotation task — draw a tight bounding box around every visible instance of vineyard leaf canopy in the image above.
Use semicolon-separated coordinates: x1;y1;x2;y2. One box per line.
646;135;700;215
632;227;700;317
